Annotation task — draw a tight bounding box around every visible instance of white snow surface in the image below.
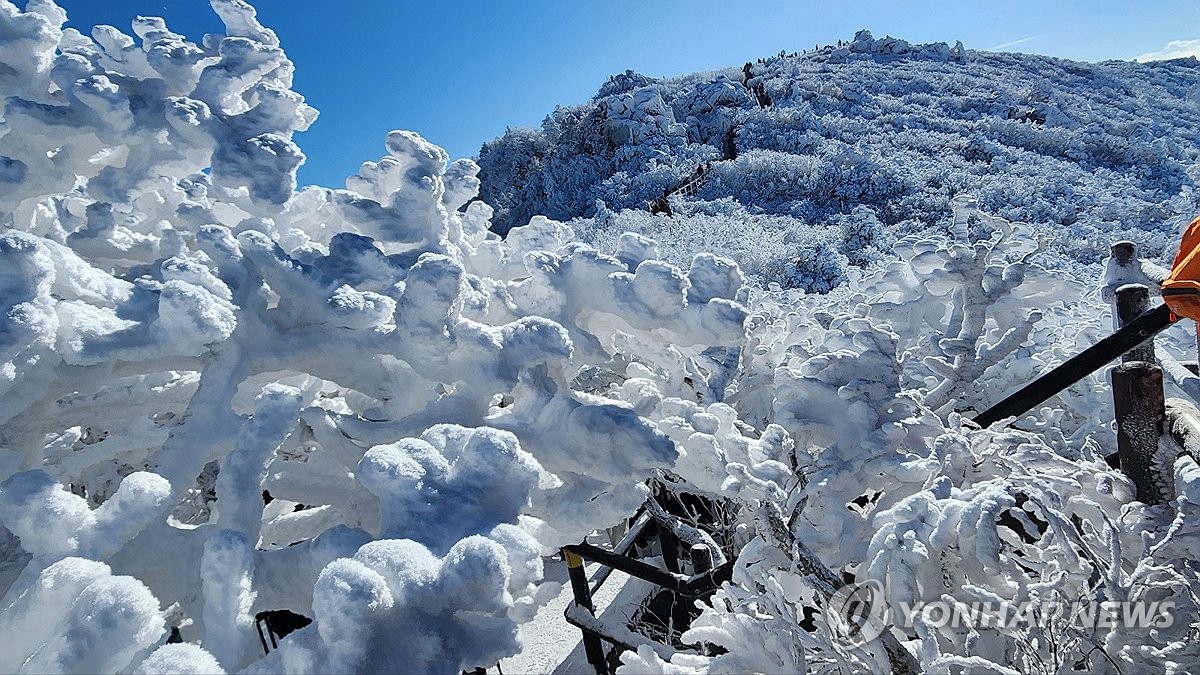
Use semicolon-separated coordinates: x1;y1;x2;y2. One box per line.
2;2;1200;673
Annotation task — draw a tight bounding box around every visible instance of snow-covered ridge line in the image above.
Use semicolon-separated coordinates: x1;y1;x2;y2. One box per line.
799;29;968;64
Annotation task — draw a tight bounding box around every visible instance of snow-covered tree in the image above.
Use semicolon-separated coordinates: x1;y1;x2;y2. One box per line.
3;2;1200;674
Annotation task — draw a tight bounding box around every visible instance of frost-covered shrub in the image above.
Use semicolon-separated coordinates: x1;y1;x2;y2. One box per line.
780;243;849;293
705;148;821;208
477;127;551;235
616;203;1200;674
4;3;1200;674
571;204;841;285
836;204;886;265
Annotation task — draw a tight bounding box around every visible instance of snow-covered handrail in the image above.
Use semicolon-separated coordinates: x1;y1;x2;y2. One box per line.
1163;397;1200;501
558;489;736;673
1160;351;1200;401
1102;243;1200;505
560;537;735;673
563;542;733;596
589;510;651;590
1103;241;1200;405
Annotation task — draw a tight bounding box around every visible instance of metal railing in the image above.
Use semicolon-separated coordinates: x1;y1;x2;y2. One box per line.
974;239;1198;505
647;163;714;215
560;496;734;675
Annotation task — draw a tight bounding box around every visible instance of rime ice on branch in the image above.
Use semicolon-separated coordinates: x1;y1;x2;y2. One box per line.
0;1;747;671
3;1;1200;673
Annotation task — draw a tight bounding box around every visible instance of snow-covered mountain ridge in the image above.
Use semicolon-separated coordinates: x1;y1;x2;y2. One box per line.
479;30;1200;287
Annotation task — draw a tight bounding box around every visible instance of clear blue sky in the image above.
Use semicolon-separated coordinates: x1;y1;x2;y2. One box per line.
44;1;1200;189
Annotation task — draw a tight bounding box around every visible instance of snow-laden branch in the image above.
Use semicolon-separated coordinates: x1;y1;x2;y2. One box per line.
3;2;1199;674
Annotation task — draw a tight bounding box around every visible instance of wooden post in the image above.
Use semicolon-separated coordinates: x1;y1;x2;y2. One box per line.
1103;241;1140;308
1115;284;1156;363
563;548;608;674
1112;362;1167;504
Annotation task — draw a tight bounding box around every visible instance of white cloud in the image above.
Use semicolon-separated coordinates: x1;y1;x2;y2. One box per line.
986;35;1039;51
1135;39;1200;62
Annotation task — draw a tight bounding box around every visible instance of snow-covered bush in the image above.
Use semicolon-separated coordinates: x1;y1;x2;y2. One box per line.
4;2;1200;674
781;242;849;293
477;127;552;235
572;203;841;285
615;207;1200;674
836;204;886;265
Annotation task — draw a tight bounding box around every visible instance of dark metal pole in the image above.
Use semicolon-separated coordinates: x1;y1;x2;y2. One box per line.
689;544;713;575
1115;285;1155;363
656;520;680;575
563;542;734;595
1112;362;1167;504
565;543;683;590
974;304;1174;428
563;548;608;674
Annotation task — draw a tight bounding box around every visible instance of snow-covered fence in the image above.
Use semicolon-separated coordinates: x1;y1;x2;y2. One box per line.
976;243;1182;504
562;542;734;674
673;167;709;200
1105;241;1200;403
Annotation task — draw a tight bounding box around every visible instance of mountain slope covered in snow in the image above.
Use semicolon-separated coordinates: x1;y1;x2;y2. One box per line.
479;31;1200;287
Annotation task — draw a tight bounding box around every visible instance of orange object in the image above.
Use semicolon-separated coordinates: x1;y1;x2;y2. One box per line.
1163;216;1200;322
